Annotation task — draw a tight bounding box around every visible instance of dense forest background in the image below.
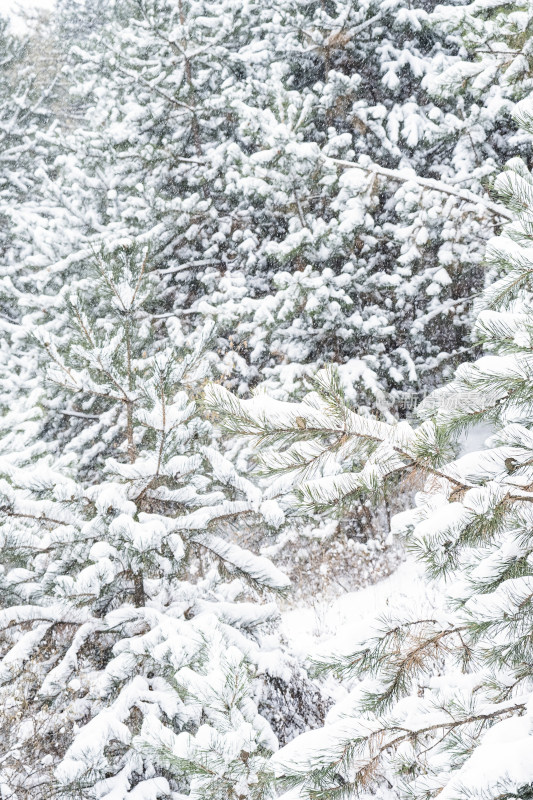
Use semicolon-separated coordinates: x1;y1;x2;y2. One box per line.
1;1;533;798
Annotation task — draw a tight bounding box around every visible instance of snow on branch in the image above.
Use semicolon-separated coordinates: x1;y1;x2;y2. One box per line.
323;156;513;221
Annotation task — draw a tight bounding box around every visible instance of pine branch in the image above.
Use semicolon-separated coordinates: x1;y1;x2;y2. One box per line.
323;156;513;221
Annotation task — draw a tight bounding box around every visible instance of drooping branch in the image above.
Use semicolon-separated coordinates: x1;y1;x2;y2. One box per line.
278;700;527;799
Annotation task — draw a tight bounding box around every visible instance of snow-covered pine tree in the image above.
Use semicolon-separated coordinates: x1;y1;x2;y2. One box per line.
428;0;533;113
17;0;525;420
3;0;272;439
22;0;265;300
0;12;63;474
206;118;533;799
192;0;533;583
15;0;532;429
0;245;290;799
0;7;331;753
0;0;256;470
199;0;530;414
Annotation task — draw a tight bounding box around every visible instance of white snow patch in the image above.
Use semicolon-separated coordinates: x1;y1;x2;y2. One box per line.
280;557;428;659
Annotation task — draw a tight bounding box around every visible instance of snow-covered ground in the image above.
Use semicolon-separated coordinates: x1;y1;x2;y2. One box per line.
281;556;428;661
280;422;492;666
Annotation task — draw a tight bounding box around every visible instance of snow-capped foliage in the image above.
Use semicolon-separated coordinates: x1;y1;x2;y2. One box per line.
0;248;293;798
2;0;533;798
12;0;529;424
207;126;533;798
5;0;526;548
199;0;529;411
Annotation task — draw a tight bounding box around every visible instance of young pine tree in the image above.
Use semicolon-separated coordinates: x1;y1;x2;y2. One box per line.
206;127;533;799
0;247;289;800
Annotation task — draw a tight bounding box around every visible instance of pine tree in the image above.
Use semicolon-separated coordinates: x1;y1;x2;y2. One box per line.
199;0;531;414
0;246;290;799
0;0;252;468
16;0;526;420
0;13;63;474
3;0;270;444
428;0;533;110
15;0;532;431
0;14;56;259
206;127;533;798
0;8;332;766
191;0;533;572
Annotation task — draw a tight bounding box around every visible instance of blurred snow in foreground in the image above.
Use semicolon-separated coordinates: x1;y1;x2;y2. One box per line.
2;0;55;33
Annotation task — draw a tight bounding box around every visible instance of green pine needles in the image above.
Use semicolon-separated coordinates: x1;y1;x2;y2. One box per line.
0;246;288;799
